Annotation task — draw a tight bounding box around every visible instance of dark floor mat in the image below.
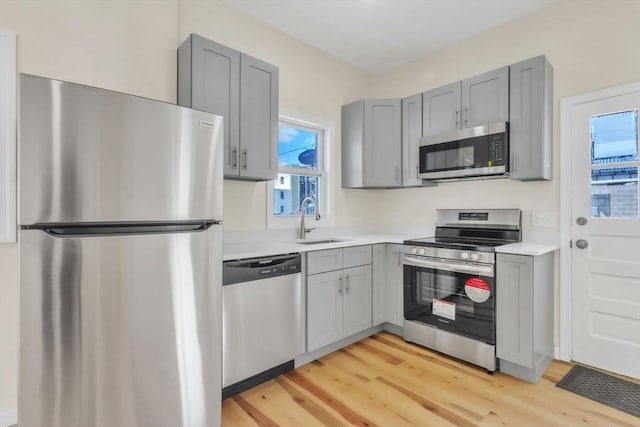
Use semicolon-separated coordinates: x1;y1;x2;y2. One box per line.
556;365;640;418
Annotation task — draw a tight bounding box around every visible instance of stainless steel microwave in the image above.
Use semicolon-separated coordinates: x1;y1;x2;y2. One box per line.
418;122;509;180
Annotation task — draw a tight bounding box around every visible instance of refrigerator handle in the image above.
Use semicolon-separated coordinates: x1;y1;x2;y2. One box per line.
26;221;218;238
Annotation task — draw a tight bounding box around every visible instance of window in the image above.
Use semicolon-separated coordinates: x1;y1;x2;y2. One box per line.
268;113;332;227
590;110;639;219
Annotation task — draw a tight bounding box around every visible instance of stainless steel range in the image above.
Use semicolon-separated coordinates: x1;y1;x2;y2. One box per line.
402;208;521;372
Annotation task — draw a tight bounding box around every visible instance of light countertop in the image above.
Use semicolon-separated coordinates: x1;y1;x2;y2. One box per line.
223;234;558;260
223;233;410;261
495;242;559;256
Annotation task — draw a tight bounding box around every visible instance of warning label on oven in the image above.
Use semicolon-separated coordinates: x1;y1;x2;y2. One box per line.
432;298;456;320
464;277;491;303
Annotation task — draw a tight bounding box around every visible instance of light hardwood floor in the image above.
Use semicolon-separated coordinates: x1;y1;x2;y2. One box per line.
222;332;639;426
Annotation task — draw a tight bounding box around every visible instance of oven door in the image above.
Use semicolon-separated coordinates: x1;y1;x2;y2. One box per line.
403;254;495;344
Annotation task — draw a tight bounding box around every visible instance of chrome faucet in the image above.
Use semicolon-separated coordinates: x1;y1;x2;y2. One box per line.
299;194;320;239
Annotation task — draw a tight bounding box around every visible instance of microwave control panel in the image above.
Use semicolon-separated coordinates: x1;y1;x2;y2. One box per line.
488;134;506;164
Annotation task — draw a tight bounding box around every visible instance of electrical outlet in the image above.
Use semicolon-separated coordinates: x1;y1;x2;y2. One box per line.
531;211;557;227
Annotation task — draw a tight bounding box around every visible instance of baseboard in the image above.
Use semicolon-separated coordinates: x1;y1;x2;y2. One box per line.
294;324;383;367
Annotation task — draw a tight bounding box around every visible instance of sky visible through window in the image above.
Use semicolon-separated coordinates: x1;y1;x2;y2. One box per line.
278;123;317;169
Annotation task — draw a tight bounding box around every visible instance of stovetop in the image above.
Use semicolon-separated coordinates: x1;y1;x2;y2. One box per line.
404;209;522;253
403;236;514;253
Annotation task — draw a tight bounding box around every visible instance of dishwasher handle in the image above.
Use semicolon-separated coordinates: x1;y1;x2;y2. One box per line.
223;253;302;285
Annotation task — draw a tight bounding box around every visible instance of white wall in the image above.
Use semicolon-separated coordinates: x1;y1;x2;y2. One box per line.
178;1;375;230
0;0;373;418
2;0;640;418
372;0;640;231
0;0;180;419
370;0;640;352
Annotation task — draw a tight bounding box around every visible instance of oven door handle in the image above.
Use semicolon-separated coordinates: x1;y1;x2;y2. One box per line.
402;254;494;277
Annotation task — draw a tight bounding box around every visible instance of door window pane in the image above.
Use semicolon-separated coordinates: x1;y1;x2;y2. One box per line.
273;174;319;216
591;110;637;164
590;110;639;219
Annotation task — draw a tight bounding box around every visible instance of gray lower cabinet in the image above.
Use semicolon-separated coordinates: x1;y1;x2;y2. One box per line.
307;246;373;352
509;55;553;181
372;243;405;328
342;99;402;188
496;252;554;383
422;66;509;137
178;34;278;180
372;244;387;326
385;244;404;327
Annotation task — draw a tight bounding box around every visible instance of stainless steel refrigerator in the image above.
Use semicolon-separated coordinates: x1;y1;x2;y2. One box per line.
18;74;223;427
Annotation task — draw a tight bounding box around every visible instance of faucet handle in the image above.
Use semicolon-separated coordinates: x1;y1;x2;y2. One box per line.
304;227;316;233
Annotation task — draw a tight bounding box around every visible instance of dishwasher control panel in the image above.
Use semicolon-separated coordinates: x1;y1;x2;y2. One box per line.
223;253;301;285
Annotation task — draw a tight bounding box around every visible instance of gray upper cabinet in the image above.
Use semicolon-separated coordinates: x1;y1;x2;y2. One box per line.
342;99;401;188
422;67;509;136
461;66;509;128
422;82;460;136
239;53;279;180
178;34;278;181
509;55;553;181
401;93;427;187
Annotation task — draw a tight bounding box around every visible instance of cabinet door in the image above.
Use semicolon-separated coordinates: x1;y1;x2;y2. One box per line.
509;56;553;181
386;244;404;327
307;270;344;352
461;66;509;128
240;53;278;180
178;34;240;176
422;82;461;136
341;100;365;188
402;93;423;187
372;244;387;326
496;254;533;367
342;265;372;337
363;99;401;187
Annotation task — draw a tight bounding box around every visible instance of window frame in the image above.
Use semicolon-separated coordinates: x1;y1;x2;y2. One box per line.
266;110;334;229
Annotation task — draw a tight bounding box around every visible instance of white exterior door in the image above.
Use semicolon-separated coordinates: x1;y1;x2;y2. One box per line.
569;84;640;379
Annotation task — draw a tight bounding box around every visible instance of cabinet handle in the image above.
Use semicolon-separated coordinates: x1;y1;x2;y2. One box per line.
464;107;468;126
232;148;238;169
242;149;248;170
455;109;459;127
345;274;350;294
338;276;343;294
416;164;419;179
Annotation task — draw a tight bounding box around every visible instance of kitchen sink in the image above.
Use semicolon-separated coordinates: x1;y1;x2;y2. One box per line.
295;239;346;245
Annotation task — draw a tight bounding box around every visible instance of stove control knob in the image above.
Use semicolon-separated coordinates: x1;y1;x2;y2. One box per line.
418;247;427;256
460;252;470;260
411;247;418;255
470;253;479;261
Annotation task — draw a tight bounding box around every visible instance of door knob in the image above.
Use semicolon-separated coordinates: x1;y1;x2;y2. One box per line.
576;217;587;226
575;239;588;249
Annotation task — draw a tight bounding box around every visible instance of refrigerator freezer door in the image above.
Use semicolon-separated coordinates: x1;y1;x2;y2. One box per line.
19;225;222;427
19;74;223;225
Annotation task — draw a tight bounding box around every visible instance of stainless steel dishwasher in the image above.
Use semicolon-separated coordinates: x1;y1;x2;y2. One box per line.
222;253;303;398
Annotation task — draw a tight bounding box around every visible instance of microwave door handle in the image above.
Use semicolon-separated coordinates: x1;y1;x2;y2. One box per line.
402;254;494;277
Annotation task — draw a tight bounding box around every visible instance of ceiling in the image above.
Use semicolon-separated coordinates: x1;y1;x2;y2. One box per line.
224;0;557;75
